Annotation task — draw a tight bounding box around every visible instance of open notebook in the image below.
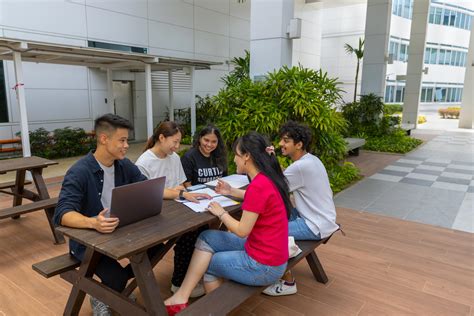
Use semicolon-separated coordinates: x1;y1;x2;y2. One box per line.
177;188;239;213
205;174;249;188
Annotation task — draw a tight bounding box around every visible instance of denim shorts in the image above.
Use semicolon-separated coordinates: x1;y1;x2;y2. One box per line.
289;208;321;240
195;230;287;286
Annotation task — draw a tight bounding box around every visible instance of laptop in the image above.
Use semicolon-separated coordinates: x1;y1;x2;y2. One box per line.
109;176;165;227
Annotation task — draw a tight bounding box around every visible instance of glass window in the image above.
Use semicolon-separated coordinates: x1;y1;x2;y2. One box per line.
443;9;450;25
450;11;456;26
430;48;437;64
426;87;433;102
421;88;427;102
450;51;456;66
424;48;431;64
460;13;466;29
395;86;403;102
445;50;452;65
447;88;452;102
435;7;442;24
397;0;403;16
439;49;445;65
393;42;400;60
400;44;407;62
403;0;411;19
385;86;391;103
462;52;466;67
429;6;435;23
0;62;8;123
455;11;461;28
459;89;463;101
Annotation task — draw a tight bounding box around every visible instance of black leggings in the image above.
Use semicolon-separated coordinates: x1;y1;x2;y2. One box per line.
171;225;208;287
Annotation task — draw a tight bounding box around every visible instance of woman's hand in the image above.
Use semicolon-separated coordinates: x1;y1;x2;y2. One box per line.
215;179;232;195
206;201;225;217
184;192;212;203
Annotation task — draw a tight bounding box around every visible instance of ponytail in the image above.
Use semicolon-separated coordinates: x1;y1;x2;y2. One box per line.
234;132;292;218
144;121;182;152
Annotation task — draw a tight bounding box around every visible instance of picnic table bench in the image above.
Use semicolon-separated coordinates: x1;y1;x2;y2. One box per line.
180;237;332;315
0;156;63;243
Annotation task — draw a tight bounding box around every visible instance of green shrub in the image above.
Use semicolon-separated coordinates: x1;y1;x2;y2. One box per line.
212;60;347;167
18;127;95;159
384;104;403;115
327;162;361;194
363;130;423;153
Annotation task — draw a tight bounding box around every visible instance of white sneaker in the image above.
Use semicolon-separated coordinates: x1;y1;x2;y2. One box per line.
262;279;297;296
171;281;205;298
89;296;111;316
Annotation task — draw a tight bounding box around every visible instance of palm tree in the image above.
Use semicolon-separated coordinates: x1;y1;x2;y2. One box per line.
344;38;364;103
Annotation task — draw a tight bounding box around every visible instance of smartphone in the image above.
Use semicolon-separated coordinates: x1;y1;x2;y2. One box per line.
187;184;207;191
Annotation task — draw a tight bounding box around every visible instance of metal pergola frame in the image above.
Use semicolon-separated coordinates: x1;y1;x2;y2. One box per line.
0;37;221;157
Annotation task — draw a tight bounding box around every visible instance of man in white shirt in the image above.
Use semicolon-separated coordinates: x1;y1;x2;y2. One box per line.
263;121;339;296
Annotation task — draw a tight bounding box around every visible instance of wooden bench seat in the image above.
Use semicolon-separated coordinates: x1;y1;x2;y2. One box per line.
180;238;330;316
344;137;366;156
32;253;80;278
0;180;32;191
0;197;58;219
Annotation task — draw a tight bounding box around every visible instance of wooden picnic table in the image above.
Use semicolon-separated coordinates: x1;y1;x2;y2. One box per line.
56;199;241;316
0;156;63;244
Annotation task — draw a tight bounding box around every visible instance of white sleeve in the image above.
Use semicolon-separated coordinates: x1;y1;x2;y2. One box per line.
284;162;304;192
136;162;151;179
178;159;187;185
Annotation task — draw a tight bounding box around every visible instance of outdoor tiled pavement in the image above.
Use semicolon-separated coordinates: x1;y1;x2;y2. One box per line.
335;131;474;233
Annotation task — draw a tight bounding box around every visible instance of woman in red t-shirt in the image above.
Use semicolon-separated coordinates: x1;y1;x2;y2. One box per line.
164;132;292;315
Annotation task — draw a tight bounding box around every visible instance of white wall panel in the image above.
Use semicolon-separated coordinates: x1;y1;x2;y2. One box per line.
148;20;194;52
90;90;108;119
9;89;90;122
86;0;148;18
195;31;229;57
2;30;86;46
230;1;250;20
86;7;148;46
230;16;250;40
1;1;86;38
194;0;229;15
230;38;249;58
148;0;194;28
195;7;229;36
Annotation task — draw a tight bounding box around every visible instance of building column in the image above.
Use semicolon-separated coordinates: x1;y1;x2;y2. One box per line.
145;64;153;138
106;69;114;114
190;66;196;136
458;23;474;129
12;51;31;158
402;0;430;127
168;70;174;122
360;0;392;98
250;0;294;79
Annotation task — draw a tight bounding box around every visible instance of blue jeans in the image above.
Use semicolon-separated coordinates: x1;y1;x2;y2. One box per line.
195;230;287;286
289;208;321;240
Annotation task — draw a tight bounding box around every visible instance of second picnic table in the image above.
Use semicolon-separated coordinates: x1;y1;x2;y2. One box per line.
0;156;63;243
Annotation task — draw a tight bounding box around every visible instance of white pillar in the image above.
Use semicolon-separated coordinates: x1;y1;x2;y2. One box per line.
12;52;31;158
168;70;174;122
402;0;430;127
360;0;392;98
145;64;153;138
459;22;474;129
106;69;114;114
250;0;294;79
190;66;196;136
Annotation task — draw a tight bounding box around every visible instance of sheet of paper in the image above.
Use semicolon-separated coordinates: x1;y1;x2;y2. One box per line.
182;195;239;213
205;174;249;188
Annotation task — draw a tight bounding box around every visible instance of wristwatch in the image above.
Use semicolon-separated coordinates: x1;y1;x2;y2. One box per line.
179;190;186;200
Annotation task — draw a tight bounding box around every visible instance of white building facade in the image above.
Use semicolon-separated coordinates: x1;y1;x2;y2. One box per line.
1;0;472;141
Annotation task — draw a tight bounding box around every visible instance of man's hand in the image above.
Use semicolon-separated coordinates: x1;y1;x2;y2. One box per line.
93;209;119;233
184;192;212;203
215;179;231;195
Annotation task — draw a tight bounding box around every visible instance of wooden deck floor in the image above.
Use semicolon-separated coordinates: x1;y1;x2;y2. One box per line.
0;176;473;315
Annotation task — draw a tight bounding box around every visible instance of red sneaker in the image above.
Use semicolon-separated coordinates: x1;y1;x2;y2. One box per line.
165;303;188;316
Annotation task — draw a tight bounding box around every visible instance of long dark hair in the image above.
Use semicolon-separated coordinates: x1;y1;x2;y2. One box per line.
193;125;227;172
144;121;182;152
233;132;292;218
